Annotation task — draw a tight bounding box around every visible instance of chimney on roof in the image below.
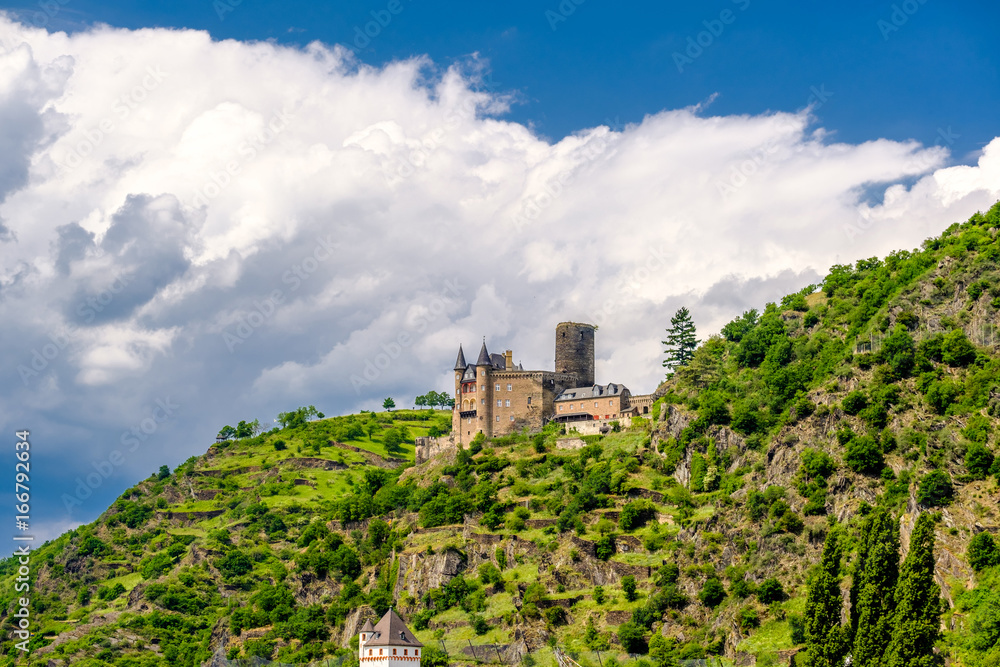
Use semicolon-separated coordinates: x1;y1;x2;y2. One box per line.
505;349;513;370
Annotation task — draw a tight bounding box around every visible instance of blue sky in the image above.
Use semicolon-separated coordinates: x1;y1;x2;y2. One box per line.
13;0;999;158
0;2;998;543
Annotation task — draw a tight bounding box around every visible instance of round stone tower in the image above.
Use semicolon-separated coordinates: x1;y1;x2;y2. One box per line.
555;322;595;386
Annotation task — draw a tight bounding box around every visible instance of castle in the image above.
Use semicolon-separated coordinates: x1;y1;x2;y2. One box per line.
359;609;422;665
450;322;653;444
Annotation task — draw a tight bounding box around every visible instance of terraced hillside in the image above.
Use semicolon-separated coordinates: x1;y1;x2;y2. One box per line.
3;201;1000;667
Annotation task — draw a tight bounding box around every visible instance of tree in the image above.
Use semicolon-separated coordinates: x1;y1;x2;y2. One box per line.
917;470;953;507
622;575;638;601
853;508;900;667
884;513;943;667
383;397;395;412
662;307;699;374
617;620;646;653
699;577;726;608
276;405;319;429
382;428;403;456
804;528;848;667
217;425;237;441
967;532;1000;572
157;465;171;481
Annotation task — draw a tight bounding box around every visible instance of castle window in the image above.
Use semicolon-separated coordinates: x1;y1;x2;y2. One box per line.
393;650;397;655
594;402;598;408
416;651;419;656
527;396;532;405
570;404;574;410
497;400;502;407
507;384;512;391
496;384;500;391
481;399;485;405
380;650;383;655
481;385;485;391
405;651;408;656
609;400;613;406
369;650;372;656
496;416;500;422
559;405;563;411
505;399;510;407
510;416;515;421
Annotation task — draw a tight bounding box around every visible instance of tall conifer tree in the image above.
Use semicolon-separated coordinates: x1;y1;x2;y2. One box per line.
662;307;699;373
884;513;943;667
852;507;900;667
804;527;849;667
850;511;874;637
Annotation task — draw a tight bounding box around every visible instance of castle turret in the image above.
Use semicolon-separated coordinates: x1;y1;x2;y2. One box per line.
359;618;375;661
477;340;492;436
555;322;596;386
454;345;467;371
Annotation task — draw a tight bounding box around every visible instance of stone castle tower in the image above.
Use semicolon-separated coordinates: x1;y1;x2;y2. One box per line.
555;322;595;387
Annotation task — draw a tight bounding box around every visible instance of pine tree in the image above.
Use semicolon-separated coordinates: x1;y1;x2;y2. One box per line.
662;307;699;373
804;528;849;667
850;511;874;638
884;513;943;667
852;507;900;667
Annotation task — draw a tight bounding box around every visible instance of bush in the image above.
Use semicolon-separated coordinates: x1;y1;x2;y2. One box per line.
917;470;954;507
968;532;1000;572
699;578;726;608
737;606;760;631
617;621;646;653
942;330;977;366
966;442;995;479
471;614;489;634
788;612;806;644
544;607;566;626
844;435;883;475
595;535;615;561
622;575;638;601
842;390;868;415
756;578;785;604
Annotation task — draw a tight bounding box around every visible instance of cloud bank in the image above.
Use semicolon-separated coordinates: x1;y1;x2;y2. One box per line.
1;16;998;540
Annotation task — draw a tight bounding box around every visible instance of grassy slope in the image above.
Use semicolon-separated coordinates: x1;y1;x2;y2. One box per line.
2;202;1000;667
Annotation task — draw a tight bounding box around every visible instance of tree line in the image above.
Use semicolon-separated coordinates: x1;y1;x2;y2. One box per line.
803;509;942;667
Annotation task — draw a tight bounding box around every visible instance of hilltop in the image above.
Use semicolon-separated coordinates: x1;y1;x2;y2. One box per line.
3;201;1000;667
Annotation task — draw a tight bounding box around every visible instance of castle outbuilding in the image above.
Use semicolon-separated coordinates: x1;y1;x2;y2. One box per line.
450;322;653;444
359;609;422;665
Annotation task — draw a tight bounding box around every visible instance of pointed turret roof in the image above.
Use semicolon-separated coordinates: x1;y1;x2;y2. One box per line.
363;608;423;647
476;339;491;366
360;619;375;633
454;345;468;371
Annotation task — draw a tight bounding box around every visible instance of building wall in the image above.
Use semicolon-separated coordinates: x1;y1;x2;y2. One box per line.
452;370;580;445
563;416;634;436
360;648;422;665
554;389;628;421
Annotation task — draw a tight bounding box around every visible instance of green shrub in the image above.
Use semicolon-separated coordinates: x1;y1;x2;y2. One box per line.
844;435;883;475
699;577;726;608
622;575;637;601
965;442;995;479
842;390;868;415
968;532;1000;572
917;470;954;506
756;578;785;604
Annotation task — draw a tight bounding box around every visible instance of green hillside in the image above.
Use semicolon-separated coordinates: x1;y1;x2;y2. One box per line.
4;201;1000;667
